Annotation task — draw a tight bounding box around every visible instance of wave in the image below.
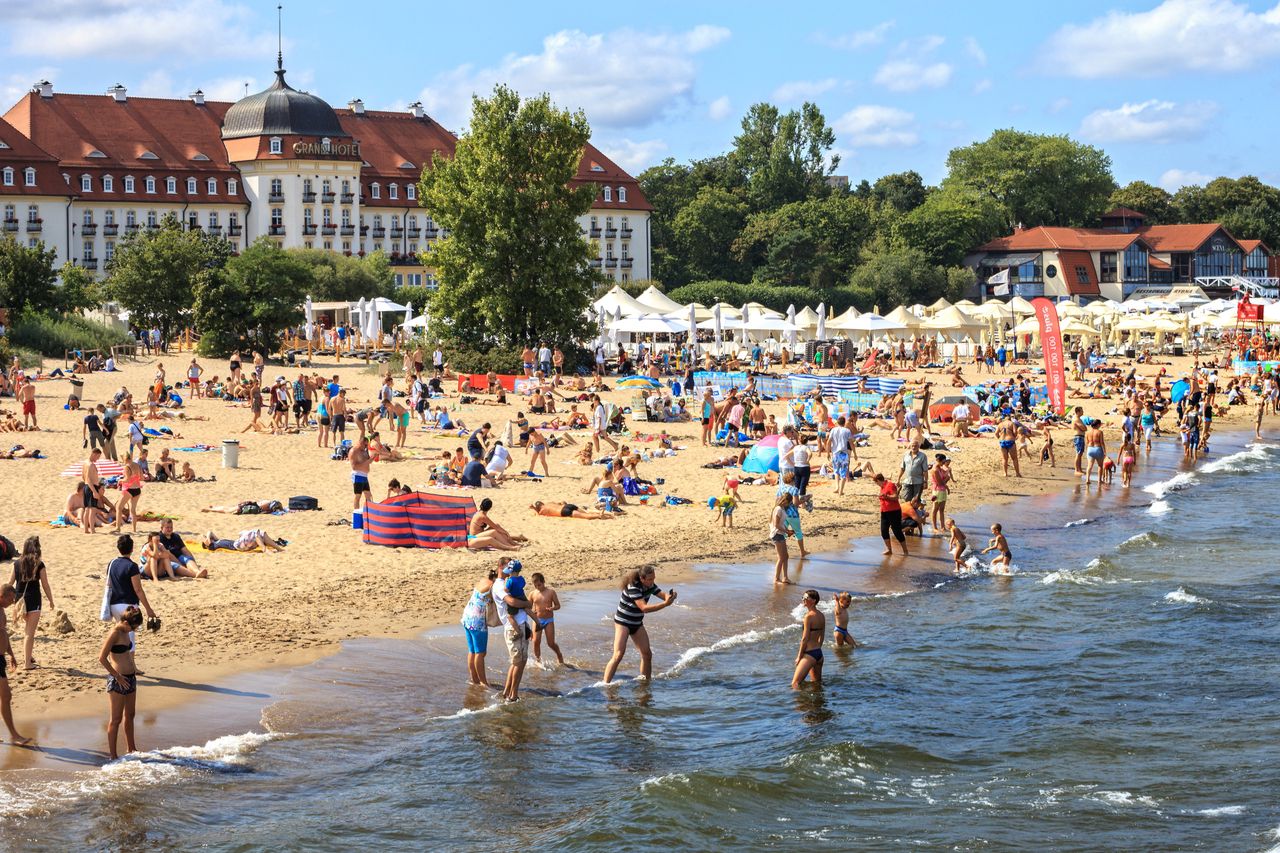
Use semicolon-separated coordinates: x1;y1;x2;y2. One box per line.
0;731;278;821
1147;499;1171;516
1197;805;1246;816
1040;557;1127;587
1118;531;1161;550
1164;587;1211;606
1144;471;1198;500
1199;442;1280;475
1086;790;1161;809
1063;518;1094;528
659;625;798;678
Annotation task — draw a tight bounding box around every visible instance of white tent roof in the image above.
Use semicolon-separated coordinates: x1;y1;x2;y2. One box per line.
634;286;684;314
794;306;821;328
664;302;714;322
611;314;685;334
922;306;983;330
972;300;1013;321
404;314;430;329
884;305;923;328
594;285;650;318
927;297;953;313
743;315;798;332
1008;296;1037;315
709;302;743;319
366;296;408;313
830;312;906;332
743;301;783;319
697;315;746;330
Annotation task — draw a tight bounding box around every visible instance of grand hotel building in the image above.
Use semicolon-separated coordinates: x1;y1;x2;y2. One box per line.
0;62;652;288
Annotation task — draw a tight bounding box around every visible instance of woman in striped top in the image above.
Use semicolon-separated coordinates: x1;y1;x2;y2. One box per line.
603;567;677;684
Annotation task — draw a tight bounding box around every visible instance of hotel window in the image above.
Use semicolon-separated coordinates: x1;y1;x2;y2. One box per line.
81;174;92;192
27;205;38;222
2;168;12;186
24;168;35;186
209;212;219;227
373;214;383;228
166;177;176;194
375;243;383;253
370;183;380;199
1014;260;1040;282
305;242;313;250
322;179;331;195
304;208;314;225
105;242;115;261
124;176;135;193
228;178;238;195
618;187;627;203
409;243;418;254
621;243;630;259
1075;266;1089;285
3;204;12;221
82;210;93;226
389;183;398;200
188;212;198;229
103;175;114;192
125;210;136;226
207;178;217;194
1100;252;1118;283
303;178;313;195
407;185;416;200
272;208;283;226
147;210;157;227
603;186;612;202
82;241;93;260
145;177;156;193
269;137;282;155
1124;244;1148;281
104;210;115;225
323;241;332;251
230;242;239;253
343;241;351;253
323;208;333;225
187;177;197;194
391;214;400;229
229;213;239;230
270;178;283;197
341;209;351;226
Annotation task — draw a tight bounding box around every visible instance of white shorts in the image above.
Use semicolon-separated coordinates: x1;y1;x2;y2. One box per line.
486;458;510;477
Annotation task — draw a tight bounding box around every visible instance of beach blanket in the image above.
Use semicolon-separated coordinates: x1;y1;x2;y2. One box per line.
362;491;476;549
177;444;216;452
60;460;125;478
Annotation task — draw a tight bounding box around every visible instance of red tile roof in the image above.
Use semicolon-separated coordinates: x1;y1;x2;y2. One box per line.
575;143;651;211
0;114;65;197
1134;224;1231;252
1102;206;1146;220
1237;238;1271;255
1057;250;1100;296
336;108;455;209
978;226;1141;252
1148;255;1171;271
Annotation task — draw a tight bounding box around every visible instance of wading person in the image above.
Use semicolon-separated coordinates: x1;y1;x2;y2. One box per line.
603;567;677;683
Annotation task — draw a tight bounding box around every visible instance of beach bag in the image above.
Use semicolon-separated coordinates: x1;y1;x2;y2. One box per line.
99;581;112;622
484;595;501;628
288;495;319;511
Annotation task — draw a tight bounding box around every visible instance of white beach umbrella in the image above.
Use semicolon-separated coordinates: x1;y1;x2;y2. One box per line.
739;303;750;346
687;303;697;343
611;314;684;334
816;302;826;340
364;298;381;345
303;295;314;341
713;303;723;355
403;301;413;328
1008;296;1037;315
355;297;367;342
786;304;797;350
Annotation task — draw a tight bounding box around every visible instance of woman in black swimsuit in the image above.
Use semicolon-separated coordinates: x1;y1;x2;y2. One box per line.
99;606;143;760
9;536;53;670
603;567;677;683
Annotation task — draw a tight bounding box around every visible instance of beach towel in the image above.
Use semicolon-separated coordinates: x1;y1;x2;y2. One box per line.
177;444;216;452
60;460;125;478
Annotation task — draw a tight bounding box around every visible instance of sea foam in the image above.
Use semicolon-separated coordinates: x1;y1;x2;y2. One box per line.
660;625;797;678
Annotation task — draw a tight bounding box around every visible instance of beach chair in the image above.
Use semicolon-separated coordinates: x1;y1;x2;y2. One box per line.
630;394;649;421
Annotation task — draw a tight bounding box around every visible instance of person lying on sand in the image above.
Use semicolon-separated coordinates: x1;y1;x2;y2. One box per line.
202;529;287;552
201;500;283;515
530;501;612;520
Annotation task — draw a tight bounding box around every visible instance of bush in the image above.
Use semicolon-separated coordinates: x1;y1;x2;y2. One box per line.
7;313;133;357
0;337;41;370
666;281;862;314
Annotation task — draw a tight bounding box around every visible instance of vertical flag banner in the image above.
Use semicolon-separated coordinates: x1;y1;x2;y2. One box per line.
1032;297;1067;415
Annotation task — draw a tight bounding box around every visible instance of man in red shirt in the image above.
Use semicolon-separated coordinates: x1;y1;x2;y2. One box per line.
874;473;908;556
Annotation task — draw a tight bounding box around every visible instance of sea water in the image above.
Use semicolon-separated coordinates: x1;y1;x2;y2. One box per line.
4;435;1280;850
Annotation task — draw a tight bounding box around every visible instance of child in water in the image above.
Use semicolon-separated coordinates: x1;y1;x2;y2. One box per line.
948;519;969;573
529;572;565;666
981;523;1013;575
832;592;858;648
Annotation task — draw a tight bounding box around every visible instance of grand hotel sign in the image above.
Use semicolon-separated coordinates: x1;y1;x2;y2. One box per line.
293;140;360;157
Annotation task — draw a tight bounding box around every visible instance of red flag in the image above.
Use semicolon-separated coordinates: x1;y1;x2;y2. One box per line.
1032;297;1067;415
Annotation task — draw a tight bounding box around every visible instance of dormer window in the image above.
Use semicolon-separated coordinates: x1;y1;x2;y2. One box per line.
87;149;107;158
103;175;114;192
145;177;156;193
207;178;217;194
370;183;380;199
166;177;177;194
407;185;416;200
139;150;158;160
389;183;398;200
24;168;35;187
228;179;238;195
269;137;282;155
590;162;604;172
618;186;627;203
603;186;612;202
191;152;210;161
81;174;92;192
124;176;135;193
1;168;12;187
186;177;197;194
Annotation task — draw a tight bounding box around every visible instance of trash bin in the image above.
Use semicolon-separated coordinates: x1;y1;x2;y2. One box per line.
69;379;85;399
221;439;240;469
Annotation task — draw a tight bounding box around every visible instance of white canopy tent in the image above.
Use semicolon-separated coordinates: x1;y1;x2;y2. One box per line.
664;303;714;322
634;286;684;314
793;306;821;329
610;314;686;335
594;285;650;318
884;305;924;329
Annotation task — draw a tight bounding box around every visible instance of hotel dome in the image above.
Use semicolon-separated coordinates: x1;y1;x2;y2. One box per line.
221;66;348;141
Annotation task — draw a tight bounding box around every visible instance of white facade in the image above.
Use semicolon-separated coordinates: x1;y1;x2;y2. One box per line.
581;208;651;283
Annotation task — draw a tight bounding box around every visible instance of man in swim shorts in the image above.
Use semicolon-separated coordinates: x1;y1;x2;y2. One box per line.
529;572;565;665
828;416;853;495
350;434;372;510
1071;407;1087;473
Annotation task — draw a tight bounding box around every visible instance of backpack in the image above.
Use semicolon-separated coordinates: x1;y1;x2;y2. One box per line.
288;495;319;511
0;535;15;561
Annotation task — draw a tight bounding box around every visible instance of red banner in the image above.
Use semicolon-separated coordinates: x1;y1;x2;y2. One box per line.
1238;296;1264;322
1032;297;1067;415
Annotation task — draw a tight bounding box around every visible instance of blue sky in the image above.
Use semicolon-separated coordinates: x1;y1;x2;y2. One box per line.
3;0;1279;189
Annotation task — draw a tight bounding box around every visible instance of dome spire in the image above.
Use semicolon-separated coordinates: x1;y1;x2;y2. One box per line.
276;4;284;78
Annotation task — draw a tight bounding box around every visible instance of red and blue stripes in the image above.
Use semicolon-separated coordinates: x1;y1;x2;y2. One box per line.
362;492;476;549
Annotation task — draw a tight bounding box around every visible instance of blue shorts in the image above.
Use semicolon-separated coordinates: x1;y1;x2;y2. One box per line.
833;450;849;477
1073;435;1085;453
464;627;488;654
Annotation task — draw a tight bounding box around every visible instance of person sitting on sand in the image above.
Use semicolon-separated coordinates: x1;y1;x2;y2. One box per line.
202;529;287;552
530;500;611;520
368;431;402;462
467;498;528;551
178;462;196;483
140;533;208;580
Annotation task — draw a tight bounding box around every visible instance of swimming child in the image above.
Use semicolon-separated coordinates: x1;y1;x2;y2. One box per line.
981;523;1013;575
529;572;564;665
832;591;858;648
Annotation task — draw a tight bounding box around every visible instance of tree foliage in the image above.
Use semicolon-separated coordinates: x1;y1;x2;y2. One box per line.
56;261;102;314
1108;181;1177;225
897;187;1006;267
848;247;965;310
287;249;394;301
671;187;750;284
0;236;59;318
872;171;928;213
419;84;598;348
194;238;310;356
734;194;875;288
731;102;838;213
665;280;860;315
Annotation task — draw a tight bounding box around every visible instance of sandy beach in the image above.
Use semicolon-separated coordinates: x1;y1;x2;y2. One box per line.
0;345;1249;730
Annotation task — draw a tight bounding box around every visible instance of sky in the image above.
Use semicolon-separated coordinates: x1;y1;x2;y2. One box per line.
2;0;1279;190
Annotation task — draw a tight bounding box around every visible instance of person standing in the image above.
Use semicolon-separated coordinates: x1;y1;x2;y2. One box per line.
769;494;794;585
460;567;497;687
929;454;954;532
791;589;825;689
995;416;1022;478
874;473;908;556
113;457;143;534
83;406;106;454
777;425;797;484
1071;407;1087;474
603;567;677;683
538;341;552;378
350;434;372;511
18;379;37;430
105;535;157;648
828;416;853;495
9;538;52;671
81;449;104;535
1083;420;1107;486
791;435;812;496
493;559;532;702
529;573;565;666
432;344;444;376
700;388;715;447
187;358;203;398
592;395;617;453
0;586;31;745
99;606;144;759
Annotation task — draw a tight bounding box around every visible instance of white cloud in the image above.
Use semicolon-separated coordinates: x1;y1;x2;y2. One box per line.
819;21;894;50
203;76;262;103
964;36;987;66
707;95;732;121
771;78;840;104
1043;0;1280;78
418;26;730;131
834;105;919;147
1079;99;1218;144
873;59;953;92
0;67;58;108
600;138;668;173
1159;168;1214;191
135;70;177;99
5;0;277;61
973;78;992;94
1049;97;1072;114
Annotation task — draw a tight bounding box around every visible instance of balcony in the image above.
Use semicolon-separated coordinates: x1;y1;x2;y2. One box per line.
187;223;201;232
605;227;618;238
340;225;355;236
81;223;98;235
269;225;286;236
269;192;285;203
407;227;421;239
302;224;318;236
125;223;140;234
589;226;602;238
621;258;633;269
81;257;98;270
103;223;119;236
359;225;369;236
424;227;439;239
590;258;603;268
3;219;18;232
227;225;243;236
620;227;633;239
321;224;336;235
26;220;42;233
302;191;317;203
207;225;223;235
371;227;386;238
605;258;618;269
388;253;417;266
390;227;404;238
321;191;336;203
340;192;355;204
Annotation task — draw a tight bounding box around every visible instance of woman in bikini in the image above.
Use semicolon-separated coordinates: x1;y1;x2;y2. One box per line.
791;589;825;688
467;498;526;551
113;457;143;534
99;605;144;759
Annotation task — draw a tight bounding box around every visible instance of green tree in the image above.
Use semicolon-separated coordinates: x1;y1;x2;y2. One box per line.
872;171;928;213
194;238;310;355
848;247;963;309
106;215;227;340
0;236;58;317
419;85;598;348
943;129;1115;228
733;194;875;288
897;186;1007;267
56;261;102;313
287;248;395;301
672;186;751;283
639;155;743;286
1108;180;1177;224
731;102;838;212
1178;176;1280;248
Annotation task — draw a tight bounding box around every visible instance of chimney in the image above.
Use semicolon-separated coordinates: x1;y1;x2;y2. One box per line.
1014;221;1025;232
408;101;424;119
108;83;127;103
348;98;365;115
189;89;205;106
34;80;53;99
